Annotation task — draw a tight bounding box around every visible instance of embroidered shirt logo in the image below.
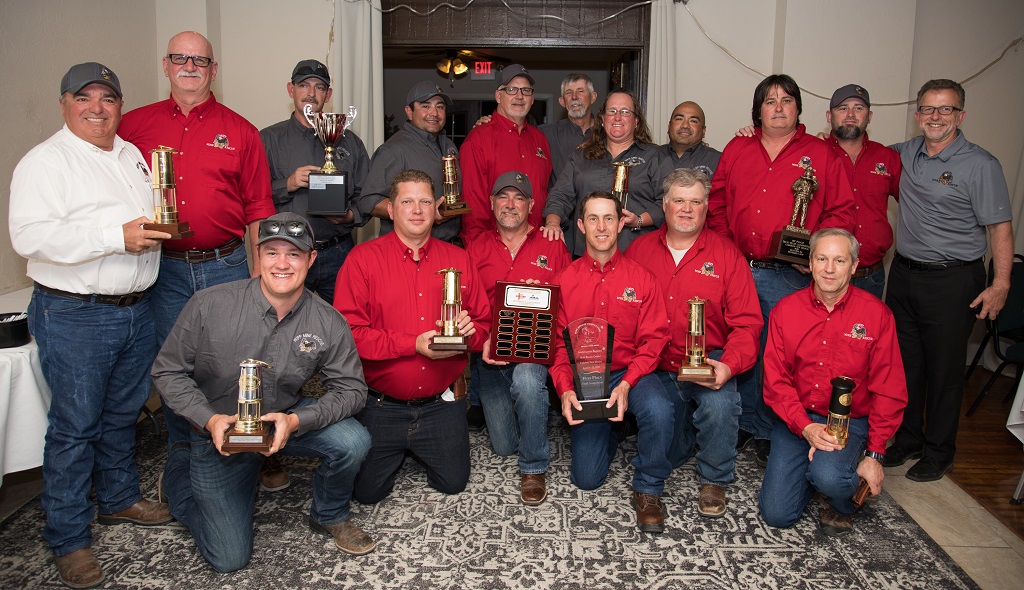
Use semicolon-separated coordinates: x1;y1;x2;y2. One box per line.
616;287;641;303
937;171;955;186
531;254;550;269
621;156;646;166
535;147;547;159
135;161;151;183
208;134;235;150
871;163;890;176
294;333;325;353
696;262;720;279
794;156;813;170
844;323;874;341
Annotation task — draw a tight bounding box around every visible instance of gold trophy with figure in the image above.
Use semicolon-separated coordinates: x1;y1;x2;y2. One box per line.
770;165;818;264
611;161;637;210
825;376;855;448
429;268;468;350
221;359;273;453
143;146;193;239
677;298;716;383
438;155;471;218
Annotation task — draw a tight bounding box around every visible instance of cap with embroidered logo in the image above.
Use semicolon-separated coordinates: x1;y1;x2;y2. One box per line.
291;59;330;85
406;81;452;107
830;84;870;110
491;171;532;199
499;64;535;87
60;62;122;98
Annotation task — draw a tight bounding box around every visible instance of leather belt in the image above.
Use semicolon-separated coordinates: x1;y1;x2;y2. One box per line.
894;252;982;271
34;282;146;307
851;261;884;279
368;389;445;407
314;235;342;250
749;260;787;270
163;237;243;263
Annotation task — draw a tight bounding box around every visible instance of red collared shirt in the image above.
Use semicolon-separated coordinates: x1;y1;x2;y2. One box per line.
763;285;907;454
118;94;276;251
458;112;553;242
466;228;572;302
334;232;490;400
549;250;668;396
625;226;762;376
826;133;901;267
708;124;855;261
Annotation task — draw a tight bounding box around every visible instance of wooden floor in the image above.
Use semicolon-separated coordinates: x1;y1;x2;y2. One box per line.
949;369;1024;541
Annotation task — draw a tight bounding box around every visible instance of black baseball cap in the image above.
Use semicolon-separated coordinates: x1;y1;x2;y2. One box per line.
60;62;122;98
406;81;452;107
830;84;870;110
291;59;330;85
257;213;315;251
500;64;535;87
492;171;532;198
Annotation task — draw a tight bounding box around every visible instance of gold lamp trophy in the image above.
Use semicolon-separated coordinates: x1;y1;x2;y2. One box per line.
143;146;193;239
438;155;471;218
611;161;637;210
677;297;716;383
221;359;273;453
428;268;468;351
825;376;855;447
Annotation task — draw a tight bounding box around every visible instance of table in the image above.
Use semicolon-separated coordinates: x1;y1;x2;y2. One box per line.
1007;372;1024;502
0;287;51;481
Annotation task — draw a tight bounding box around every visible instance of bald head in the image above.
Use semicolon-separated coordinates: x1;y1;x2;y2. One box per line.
667;101;707;156
163;31;218;105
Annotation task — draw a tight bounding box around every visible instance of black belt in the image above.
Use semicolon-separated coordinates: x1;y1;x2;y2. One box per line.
314;235;342;250
851;261;885;279
163;237;243;263
894;252;982;271
368;389;445;406
34;282;147;307
749;260;787;270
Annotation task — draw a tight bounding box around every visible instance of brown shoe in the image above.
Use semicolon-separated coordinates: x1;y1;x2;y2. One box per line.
631;492;666;533
97;498;172;526
520;473;547;505
310;518;377;556
697;484;727;518
819;504;854;537
55;547;105;589
259;455;291;492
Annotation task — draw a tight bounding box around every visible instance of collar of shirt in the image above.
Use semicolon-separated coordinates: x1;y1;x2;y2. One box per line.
915;129;967;162
247;276;311;320
754;122;807;144
286;111;319;138
60;125;129;158
583;248;624;273
384;230;434;263
827;131;871;151
807;283;853;312
654;224;707;260
164;92;217;120
492;111;527;134
402;120;449;146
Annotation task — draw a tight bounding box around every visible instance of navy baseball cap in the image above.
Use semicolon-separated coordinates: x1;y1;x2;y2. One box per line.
830;84;870;110
60;62;122;98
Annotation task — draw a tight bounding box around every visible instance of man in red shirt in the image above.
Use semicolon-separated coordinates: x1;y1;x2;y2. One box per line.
466;171;571;505
460;65;552;242
709;74;855;465
334;170;490;504
626;168;762;518
118;30;278;485
824;84;901;299
551;192;673;533
760;228;907;536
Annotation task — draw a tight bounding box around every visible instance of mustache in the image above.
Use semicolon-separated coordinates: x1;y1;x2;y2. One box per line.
176;71;202;79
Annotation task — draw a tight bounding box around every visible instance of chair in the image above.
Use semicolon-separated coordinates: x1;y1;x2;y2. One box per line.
966;254;1024;417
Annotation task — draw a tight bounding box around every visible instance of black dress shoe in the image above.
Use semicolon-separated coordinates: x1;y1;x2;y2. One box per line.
906;457;953;482
753;439;771;466
466;405;486;431
881;445;923;468
736;429;754;451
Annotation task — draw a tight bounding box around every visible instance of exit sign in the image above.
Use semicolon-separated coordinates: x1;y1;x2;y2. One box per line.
470;61;495;81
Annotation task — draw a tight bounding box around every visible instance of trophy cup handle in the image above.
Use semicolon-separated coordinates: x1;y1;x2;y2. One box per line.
344;106;358;133
303;103;317;128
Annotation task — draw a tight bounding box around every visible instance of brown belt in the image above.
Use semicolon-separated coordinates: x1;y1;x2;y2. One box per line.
163;238;243;263
851;261;884;279
34;282;147;307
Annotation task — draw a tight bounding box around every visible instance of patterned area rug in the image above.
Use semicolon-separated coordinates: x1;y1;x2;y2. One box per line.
0;405;978;589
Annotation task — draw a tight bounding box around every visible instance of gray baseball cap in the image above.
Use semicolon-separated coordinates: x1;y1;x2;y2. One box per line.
291;59;330;85
492;171;532;199
830;84;870;110
500;64;535;87
406;81;452;107
60;62;122;98
257;212;315;251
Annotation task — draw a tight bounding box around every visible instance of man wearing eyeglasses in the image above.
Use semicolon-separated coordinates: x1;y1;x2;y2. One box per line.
118;30;276;476
459;65;553;243
153;212;375;571
662;101;720;179
260;59;369;305
353;82;462;244
540;74;599;180
882;79;1013;482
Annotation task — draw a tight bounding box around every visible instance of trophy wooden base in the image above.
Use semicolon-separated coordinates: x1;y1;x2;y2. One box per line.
439;200;471;218
572;398;619;421
429;334;467;351
678;364;716;384
144;221;194;240
221;424;273;454
770;226;811;265
308;171;349;216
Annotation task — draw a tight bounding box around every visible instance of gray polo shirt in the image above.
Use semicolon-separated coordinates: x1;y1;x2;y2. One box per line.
891;131;1011;262
152;278;367;436
260;114;369;242
542;141;665;257
539;117;592;181
659;142;721;180
353;121;461;243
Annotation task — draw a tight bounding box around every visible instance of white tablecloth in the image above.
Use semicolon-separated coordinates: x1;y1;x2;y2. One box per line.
0;287;51;480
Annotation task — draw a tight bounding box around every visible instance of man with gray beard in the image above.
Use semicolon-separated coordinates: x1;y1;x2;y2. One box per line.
540;74;598;178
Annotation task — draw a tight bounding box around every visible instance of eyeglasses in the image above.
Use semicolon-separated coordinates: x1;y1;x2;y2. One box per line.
259;220;309;239
916;105;962;116
499;86;535;96
603;108;634;118
167;54;213;67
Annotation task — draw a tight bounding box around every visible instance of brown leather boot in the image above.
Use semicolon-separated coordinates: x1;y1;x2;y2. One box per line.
55;547;105;589
631;492;666;533
520;473;547;505
97;498;172;526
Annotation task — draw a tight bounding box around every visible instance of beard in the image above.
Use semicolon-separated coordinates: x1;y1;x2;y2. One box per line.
834;123;865;140
567;100;587;119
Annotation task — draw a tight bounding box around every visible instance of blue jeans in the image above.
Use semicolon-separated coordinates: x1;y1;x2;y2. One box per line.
154;247;250;449
163;398;370;572
851;264;886;300
309;234;353;304
657;353;740;486
468;354;482;407
740;265;810;438
353;395;470;504
759;414;867;528
477;360;550;474
569;371;673;495
29;289;155;556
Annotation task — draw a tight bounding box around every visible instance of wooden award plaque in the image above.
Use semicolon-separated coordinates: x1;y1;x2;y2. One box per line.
490;282;560;365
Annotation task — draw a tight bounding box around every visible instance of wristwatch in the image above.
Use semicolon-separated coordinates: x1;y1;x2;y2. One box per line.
632;216;643;232
863;450;885;462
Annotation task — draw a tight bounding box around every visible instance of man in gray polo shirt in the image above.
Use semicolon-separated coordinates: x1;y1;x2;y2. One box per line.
539;73;598;178
661;101;721;179
883;79;1013;482
352;81;461;244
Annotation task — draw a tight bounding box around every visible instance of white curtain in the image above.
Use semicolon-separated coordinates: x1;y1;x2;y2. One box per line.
645;0;683;143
